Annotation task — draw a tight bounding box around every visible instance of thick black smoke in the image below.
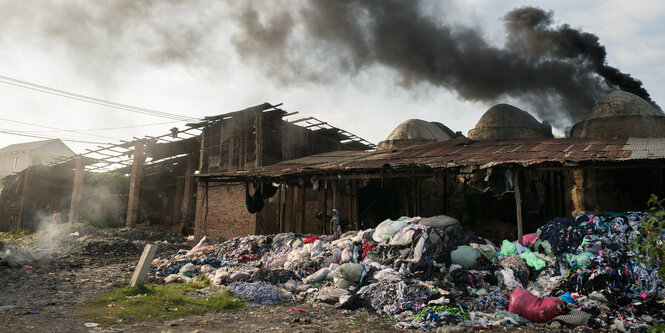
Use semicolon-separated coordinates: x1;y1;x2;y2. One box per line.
231;1;657;127
0;1;656;129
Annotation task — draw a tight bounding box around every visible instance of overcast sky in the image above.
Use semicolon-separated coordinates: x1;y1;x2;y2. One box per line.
0;0;663;154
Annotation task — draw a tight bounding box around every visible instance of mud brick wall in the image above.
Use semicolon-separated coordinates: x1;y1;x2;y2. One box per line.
194;182;256;242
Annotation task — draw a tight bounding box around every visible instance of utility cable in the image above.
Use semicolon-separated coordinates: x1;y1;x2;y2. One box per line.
0;116;121;141
15;119;184;133
0;74;199;121
0;128;107;144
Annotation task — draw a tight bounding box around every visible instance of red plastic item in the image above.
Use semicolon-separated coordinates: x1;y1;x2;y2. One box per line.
303;236;322;244
508;287;564;323
521;233;539;246
362;242;375;260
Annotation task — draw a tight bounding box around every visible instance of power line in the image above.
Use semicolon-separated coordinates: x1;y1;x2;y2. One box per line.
0;74;199;121
15;119;184;133
0;116;121;141
0;128;108;144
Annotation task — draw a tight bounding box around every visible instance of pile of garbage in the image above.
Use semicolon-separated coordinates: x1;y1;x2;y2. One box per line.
151;212;665;331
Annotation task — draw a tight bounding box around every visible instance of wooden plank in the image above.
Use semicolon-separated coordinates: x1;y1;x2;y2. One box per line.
126;142;146;227
129;244;158;287
514;170;523;245
68;157;85;222
352;180;359;230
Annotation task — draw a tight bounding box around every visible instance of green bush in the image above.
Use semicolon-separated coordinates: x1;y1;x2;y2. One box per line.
629;194;665;279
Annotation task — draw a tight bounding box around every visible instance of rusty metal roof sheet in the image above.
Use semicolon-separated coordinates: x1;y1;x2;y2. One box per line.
200;137;665;180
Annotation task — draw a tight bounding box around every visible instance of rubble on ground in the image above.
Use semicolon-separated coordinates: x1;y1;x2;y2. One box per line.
0;224;186;266
150;212;665;331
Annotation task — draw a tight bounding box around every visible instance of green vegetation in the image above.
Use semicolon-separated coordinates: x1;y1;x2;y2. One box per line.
78;282;244;326
649;323;665;333
630;195;665;279
0;228;35;245
197;274;212;287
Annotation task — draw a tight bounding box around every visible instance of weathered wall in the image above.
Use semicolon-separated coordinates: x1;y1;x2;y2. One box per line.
0;165;73;232
194;182;257;242
195;109;360;240
567;168;664;214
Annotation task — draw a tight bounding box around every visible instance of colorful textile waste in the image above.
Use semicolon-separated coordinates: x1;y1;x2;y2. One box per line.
149;211;665;331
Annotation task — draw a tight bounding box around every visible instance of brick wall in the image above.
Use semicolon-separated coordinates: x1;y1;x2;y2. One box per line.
194;182;256;242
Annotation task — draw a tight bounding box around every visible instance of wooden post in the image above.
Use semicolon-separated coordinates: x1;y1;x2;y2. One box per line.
514;170;523;245
129;244;158;287
126;142;146;227
331;181;337;211
405;178;411;217
300;186;306;233
352;180;359;230
322;186;328;234
173;176;184;225
181;153;196;227
68;157;85;222
278;184;284;233
16;167;31;231
442;174;448;215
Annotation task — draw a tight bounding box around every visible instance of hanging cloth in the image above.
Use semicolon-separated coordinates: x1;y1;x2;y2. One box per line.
245;181;265;214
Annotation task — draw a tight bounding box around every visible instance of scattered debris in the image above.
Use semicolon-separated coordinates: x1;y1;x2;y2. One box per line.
152;211;665;330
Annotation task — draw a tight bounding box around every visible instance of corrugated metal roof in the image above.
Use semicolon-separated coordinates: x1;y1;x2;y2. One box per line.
200;137;665;180
624;138;665;160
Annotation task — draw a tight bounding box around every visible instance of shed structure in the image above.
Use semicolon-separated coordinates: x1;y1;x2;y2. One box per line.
190;103;374;242
204;137;665;243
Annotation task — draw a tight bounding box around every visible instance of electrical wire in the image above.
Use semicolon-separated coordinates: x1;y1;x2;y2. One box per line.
0;74;198;121
14;119;184;133
0;128;107;144
0;116;121;141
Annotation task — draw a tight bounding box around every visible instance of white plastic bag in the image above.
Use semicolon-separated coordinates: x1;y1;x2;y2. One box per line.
373;219;407;243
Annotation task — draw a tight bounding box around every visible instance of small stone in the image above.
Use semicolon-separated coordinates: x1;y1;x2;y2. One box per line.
199;264;215;273
164;274;180;284
179;263;196;274
642;315;653;323
589;291;608;303
229;272;250;282
284;279;297;291
612;319;626;333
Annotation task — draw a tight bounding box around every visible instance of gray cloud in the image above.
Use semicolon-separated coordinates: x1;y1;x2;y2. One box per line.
0;0;656;131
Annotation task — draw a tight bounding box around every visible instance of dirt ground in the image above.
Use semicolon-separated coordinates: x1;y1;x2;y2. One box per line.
0;252;403;332
0;227;574;333
0;252;576;333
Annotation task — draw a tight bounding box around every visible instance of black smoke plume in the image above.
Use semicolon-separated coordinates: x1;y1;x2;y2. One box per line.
231;1;658;127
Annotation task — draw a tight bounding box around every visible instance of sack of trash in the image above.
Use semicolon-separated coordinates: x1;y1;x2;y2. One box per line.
508;287;565;323
419;215;459;229
450;245;481;269
373;219;407;243
333;263;366;289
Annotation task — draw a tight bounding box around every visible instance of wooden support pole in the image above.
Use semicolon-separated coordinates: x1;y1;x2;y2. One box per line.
278;184;284;233
442;174;448;215
322;186;328;234
300;186;306;233
126;142;146;227
129;244;158;287
352;180;359;230
181;153;196;228
514;170;523;245
332;181;338;211
173;176;184;225
68;157;85;223
16;167;31;231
